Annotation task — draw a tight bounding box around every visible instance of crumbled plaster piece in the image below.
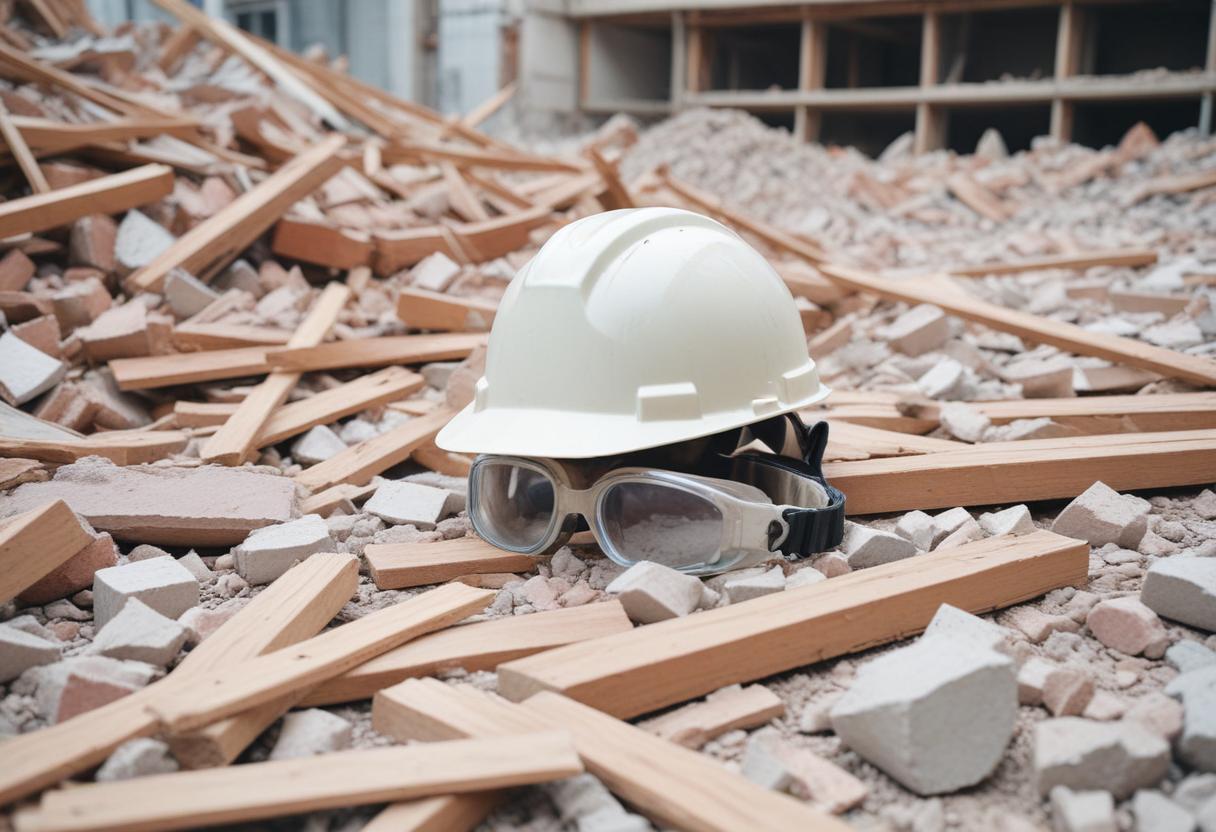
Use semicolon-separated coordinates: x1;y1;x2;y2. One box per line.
232;514;333;585
605;561;703;624
1052;481;1150;548
93;556;200;628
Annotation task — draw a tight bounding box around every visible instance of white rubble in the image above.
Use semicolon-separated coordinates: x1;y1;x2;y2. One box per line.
1165;665;1216;773
89;598;189;666
917;359;972;400
878;304;950;356
724;565;786;602
1132;790;1196;832
1033;717;1170;797
1051;481;1151;547
177;551;213;583
0;624;61;683
1050;786;1116;832
163;269;218;318
95;738;179;782
929;507;973;547
93;556;200;628
939;403;991;442
606;561;703;624
232;514;334;585
291;425;348;464
840;521;917;569
0;330;65;405
268;709;353;760
363;480;455;529
115;209;176;270
409;251;461;292
30;655;159;723
895;510;936;550
1141;556;1216;632
979;505;1036;537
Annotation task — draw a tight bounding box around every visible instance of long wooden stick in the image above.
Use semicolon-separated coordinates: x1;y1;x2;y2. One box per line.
265;332;486;373
0;500;93;604
256;366;423;446
0;432;189;466
374;679;848;832
946;247;1158;276
293;408;453;492
361;793;503;832
0;164;172;239
0;102;49;193
931;392;1216;434
497;531;1087;718
366;536;537;590
0;553;358;807
26;733;581;832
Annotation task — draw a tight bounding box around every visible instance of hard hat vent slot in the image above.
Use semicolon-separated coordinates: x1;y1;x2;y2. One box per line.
636;382;701;422
780;364;818;403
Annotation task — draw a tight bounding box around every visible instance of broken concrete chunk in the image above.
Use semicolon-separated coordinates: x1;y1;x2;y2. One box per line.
92;556;200;628
268;708;353;760
50;276;111;332
232;514;334;585
895;510;935;550
115;209;176;271
163;268;219;318
1043;667;1095;717
830;630;1016;795
785;567;825;590
1165;665;1216;773
1125;693;1185;742
878;304;949;356
605;561;703;624
548;774;626;823
76;301;171;362
1003;606;1080;643
1018;657;1055;706
128;544;170;562
1132;790;1195;832
930;507;973;547
1167;641;1216;674
363;480;454;529
90;597;189;667
937;517;985;550
95;738;178;782
177;551;213;583
724;565;786;602
1141;556;1216;633
1033;717;1170;798
0;624;61;683
577;808;651;832
840;521;916;569
922;604;1011;654
291;424;347;465
741;731;795;792
0;330;65;405
1003;357;1076;399
1050;786;1116;832
979;505;1036;537
1086;597;1168;658
939;403;991;443
917;358;972;400
409;251;461;292
1052;481;1150;548
30;655;158;723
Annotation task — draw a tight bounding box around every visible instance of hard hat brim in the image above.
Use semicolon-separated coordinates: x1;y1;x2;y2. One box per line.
435;385;832;460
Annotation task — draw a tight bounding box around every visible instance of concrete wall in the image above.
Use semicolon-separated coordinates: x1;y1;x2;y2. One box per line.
437;0;506;116
518;3;579;113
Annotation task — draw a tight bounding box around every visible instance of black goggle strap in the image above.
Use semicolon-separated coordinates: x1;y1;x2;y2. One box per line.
737;412;846;559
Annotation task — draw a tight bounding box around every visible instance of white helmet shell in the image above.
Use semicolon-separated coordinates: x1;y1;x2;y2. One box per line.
436;207;829;458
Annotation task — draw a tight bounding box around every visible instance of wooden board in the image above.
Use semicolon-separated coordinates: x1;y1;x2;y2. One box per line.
0;102;49;193
257;366;423;446
201;282;349;465
299;481;379;516
127;136;346;291
0;431;188;465
496;531;1087;718
0;164;172;239
366;536;538;590
397;287;497;332
266;333;486;372
293;408;453;492
361;793;503;832
922;392;1216;434
819;419;964;461
0;553;358;806
26;733;581;832
171;321;293;350
0;500;92;605
146;583;494;734
110;346;269;390
271;217;373;269
640;684;785;749
302;601;635;706
819;264;1216;387
0;457;45;489
947;247;1158;277
373;679;849;832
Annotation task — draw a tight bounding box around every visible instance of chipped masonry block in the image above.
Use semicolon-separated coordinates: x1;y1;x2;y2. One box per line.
409;251;461;293
922;604;1012;654
1082;691;1126;722
878;304;950;356
178;605;239;647
1173;773;1216;815
1086;598;1169;658
363;481;454;530
979;505;1036;537
291;424;347;465
50;276;111;332
421;361;460;390
31;656;158;723
1033;718;1170;798
68;213;118;273
95;738;178;782
741;732;795;792
1132;790;1194;832
1141;557;1216;633
548;774;626;823
233;514;334;586
164;269;219;318
1167;641;1216;674
18;527;118;606
786;568;825;590
937;518;985;550
724;565;786;603
1052;482;1150;548
0;330;65;405
1018;658;1055;706
115;209;176;271
1043;668;1095;717
1125;694;1185;743
917;358;972;400
4;457;298;546
0;247;35;291
1002;357;1076;399
605;561;703;624
90;598;189;667
939;403;990;443
93;556;200;628
930;507;973;548
895;511;935;550
1050;786;1116;832
1165;666;1216;772
830;625;1016;795
76;302;171;362
269;709;353;761
0;624;61;683
840;521;916;569
177;552;213;583
128;544;170;562
1003;606;1080;643
770;734;869;814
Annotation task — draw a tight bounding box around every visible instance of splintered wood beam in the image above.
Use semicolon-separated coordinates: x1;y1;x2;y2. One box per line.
201;283;349;465
302;601;635;706
0;500;93;604
397;287;497;332
25;734;581;832
271;217;373;269
11;116;198;155
373;679;849;832
0;164;172;239
171;321;293;350
918;392;1216;434
496;531;1088;718
0;431;189;465
385;141;584;174
587;147;635;210
366;536;537;590
361;793;504;832
257;366;423;446
824;429;1216;515
0;102;49;193
147;583;494;734
127;136;346;292
0;554;359;806
293;408;454;492
947;247;1158;277
819;264;1216;387
266;333;486;373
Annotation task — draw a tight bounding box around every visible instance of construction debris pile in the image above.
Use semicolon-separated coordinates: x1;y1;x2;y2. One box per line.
0;3;1213;831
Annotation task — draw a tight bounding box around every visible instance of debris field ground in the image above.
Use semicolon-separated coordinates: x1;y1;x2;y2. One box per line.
0;3;1214;832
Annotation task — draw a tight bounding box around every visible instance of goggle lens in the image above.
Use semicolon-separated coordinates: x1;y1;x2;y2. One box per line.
597;481;725;571
470;460;557;552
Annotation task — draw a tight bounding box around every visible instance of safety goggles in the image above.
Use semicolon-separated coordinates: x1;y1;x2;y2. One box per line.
467;416;846;576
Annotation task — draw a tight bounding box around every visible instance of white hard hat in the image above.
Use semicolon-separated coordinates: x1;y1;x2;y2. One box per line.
436;207;829;458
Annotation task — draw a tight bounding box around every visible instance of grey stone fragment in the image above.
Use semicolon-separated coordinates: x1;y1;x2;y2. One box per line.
89;598;189;667
95;738;178;782
979;505;1036;537
363;481;455;529
1141;556;1216;632
1166;665;1216;773
92;556;200;628
840;521;916;569
605;561;703;624
232;514;333;585
1167;641;1216;674
1051;481;1150;548
177;551;213;583
268;709;352;760
1050;786;1116;832
291;425;347;465
0;624;61;683
895;510;935;550
724;565;785;603
1033;717;1170;798
1175;773;1216;814
1132;790;1197;832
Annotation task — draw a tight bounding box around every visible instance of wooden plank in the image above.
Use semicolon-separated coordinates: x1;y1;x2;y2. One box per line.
127;136;346;292
0;500;93;605
172;321;292;350
0;101;49;193
110;346;269;390
587;147;635;210
386;140;584;174
946;172;1012;221
496;531;1087;718
823;429;1216;515
367;536;538;590
397;287;497;332
12;116;197;155
157;25;200;74
294;408;454;492
373;679;849;832
947;247;1158;277
257;366;424;446
0;164;172;239
820;419;964;461
302;601;635;706
300;481;379;516
361;793;503;832
819;264;1216;387
271;217;373;269
641;684;785;749
173;401;237;428
373;226;460;275
26;733;581;832
0;553;359;806
929;392;1216;434
441;162;490;222
460;81;517;129
1130;166;1216;203
0;457;46;489
0;431;189;465
201;283;349;465
267;333;486;373
146;582;494;734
